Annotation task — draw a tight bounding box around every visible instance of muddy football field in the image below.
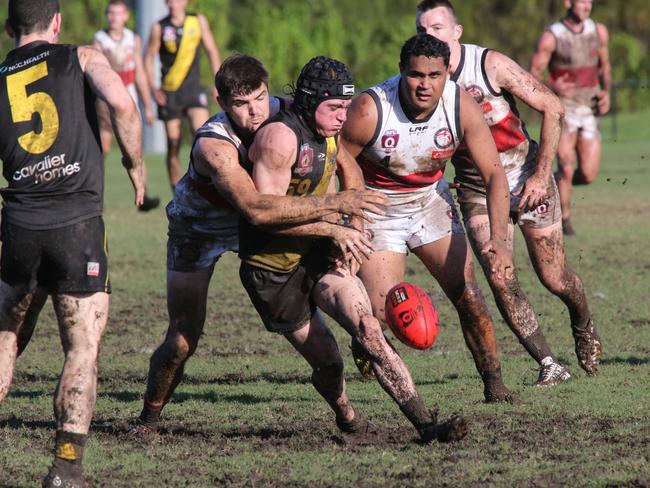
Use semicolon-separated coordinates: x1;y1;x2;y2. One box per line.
1;112;648;487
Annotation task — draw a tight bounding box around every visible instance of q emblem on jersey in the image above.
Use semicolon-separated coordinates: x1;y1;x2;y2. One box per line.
296;143;314;176
381;129;400;153
434;128;453;149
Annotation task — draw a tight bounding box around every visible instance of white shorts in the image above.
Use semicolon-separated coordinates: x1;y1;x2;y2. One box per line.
364;178;464;254
563;102;601;141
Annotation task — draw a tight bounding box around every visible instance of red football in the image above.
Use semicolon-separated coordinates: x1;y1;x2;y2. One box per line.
385;282;439;350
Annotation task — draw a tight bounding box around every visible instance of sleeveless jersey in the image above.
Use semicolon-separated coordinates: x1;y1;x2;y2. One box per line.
548;18;602;108
93;28;137;102
172;96;285;221
159;13;202;92
450;44;538;191
358;76;461;192
0;41;104;230
240;109;338;273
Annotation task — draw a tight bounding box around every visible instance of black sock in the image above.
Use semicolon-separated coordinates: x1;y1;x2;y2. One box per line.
398;395;434;433
139;401;162;428
520;328;554;364
53;430;86;474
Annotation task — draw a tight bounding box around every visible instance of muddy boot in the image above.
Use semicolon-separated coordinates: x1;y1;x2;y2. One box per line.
535;357;571;386
572;317;602;375
336;411;371;434
42;462;89;488
420;413;469;443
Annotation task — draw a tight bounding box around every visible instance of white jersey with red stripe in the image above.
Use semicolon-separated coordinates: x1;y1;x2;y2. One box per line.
450;44;538;193
93;28;138;102
548;19;601;109
358;76;462;193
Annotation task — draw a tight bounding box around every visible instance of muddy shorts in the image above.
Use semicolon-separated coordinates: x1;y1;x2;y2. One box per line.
158;85;209;121
0;216;111;294
363;178;464;254
239;244;331;334
562;102;601;141
166;174;239;272
457;176;562;229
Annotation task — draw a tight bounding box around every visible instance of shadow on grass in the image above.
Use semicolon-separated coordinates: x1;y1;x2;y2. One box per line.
600;356;650;366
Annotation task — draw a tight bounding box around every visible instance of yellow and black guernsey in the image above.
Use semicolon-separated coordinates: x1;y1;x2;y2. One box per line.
0;41;103;230
240;110;338;273
159;13;202;92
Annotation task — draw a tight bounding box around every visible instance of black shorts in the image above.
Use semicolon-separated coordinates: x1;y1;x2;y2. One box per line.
0;216;111;295
239;244;331;334
158;86;209;121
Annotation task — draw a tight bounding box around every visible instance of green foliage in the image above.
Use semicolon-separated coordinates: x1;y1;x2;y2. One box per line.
1;0;648;105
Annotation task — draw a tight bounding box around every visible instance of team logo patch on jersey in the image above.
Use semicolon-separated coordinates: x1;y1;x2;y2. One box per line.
296;144;314;176
162;26;177;42
434;128;454;149
87;262;100;277
465;84;485;103
381;129;400;153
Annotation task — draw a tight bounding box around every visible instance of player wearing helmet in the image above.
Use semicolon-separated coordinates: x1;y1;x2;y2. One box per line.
239;56;468;443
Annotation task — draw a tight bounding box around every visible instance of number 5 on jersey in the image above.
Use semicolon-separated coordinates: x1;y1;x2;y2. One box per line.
7;61;60;154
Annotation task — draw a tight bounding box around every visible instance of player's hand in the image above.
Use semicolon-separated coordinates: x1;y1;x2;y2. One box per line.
330;225;373;266
335;189;388;222
480;239;514;281
596;90;610;115
144;105;155;126
123;157;146;207
153;88;166;106
513;173;548;211
553;73;577;98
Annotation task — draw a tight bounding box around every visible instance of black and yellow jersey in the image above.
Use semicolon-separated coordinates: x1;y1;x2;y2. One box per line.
159;13;202;92
240;109;338;273
0;41;103;230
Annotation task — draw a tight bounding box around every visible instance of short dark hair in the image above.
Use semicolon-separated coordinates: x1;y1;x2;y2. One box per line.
215;54;269;102
107;0;129;10
400;34;450;69
416;0;458;23
8;0;60;38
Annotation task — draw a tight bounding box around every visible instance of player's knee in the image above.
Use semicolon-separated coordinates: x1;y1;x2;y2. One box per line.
159;333;195;366
311;361;344;398
166;138;181;155
489;273;521;299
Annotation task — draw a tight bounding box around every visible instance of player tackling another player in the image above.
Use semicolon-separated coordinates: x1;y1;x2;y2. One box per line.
131;54;411;438
0;1;146;486
531;0;611;236
415;0;602;379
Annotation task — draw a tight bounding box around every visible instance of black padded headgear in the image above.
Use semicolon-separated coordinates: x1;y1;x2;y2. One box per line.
293;56;355;130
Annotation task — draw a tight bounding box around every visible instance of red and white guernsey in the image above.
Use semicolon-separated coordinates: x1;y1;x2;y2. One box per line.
93;28;138;102
358;76;462;192
548;18;602;109
451;44;538;191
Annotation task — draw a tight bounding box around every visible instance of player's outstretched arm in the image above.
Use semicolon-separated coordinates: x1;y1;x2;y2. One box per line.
488;50;564;210
79;46;145;206
194;135;384;226
460;89;512;279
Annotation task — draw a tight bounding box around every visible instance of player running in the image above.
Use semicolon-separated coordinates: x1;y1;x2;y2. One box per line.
240;55;468;442
144;0;221;189
93;0;159;211
416;0;601;379
531;0;611;236
132;54;390;435
341;34;518;403
0;1;145;486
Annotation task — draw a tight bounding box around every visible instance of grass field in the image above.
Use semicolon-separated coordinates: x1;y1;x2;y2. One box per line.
1;110;649;487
